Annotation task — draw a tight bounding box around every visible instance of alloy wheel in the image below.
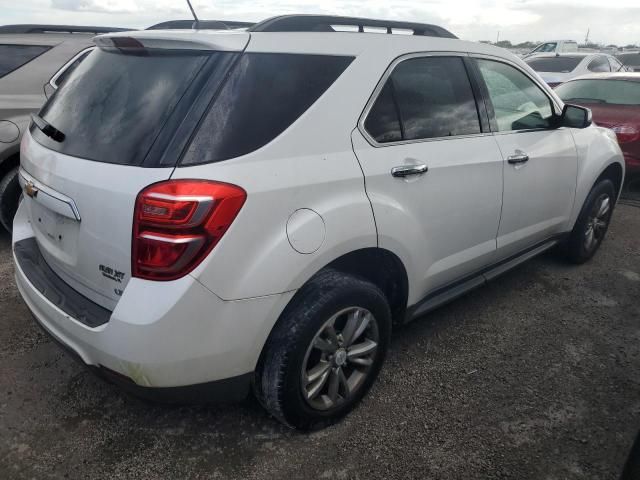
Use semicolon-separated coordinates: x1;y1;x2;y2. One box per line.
584;193;611;253
301;307;379;411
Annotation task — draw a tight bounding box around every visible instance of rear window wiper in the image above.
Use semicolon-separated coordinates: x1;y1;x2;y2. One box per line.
31;114;65;142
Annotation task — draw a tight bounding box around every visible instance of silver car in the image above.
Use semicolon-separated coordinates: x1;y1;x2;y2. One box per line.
0;24;127;232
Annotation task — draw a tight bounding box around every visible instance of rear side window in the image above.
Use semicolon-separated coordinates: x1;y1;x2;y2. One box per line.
364;56;481;143
526;56;582;73
36;48;213;166
0;44;50;78
182;53;353;165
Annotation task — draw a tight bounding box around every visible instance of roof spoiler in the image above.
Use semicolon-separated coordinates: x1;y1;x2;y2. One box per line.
248;15;457;39
0;24;131;34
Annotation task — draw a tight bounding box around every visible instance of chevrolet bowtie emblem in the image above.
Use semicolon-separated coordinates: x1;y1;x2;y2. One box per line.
25;181;38;199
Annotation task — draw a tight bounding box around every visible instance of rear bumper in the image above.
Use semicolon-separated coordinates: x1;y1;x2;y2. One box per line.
12;204;295;399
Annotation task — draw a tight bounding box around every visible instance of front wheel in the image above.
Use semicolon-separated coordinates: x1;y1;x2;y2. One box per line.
565;179;615;264
0;166;20;233
254;270;391;430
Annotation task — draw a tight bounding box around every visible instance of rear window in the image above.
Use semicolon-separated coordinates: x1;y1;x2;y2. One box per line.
0;44;50;78
555;79;640;105
36;48;212;166
618;54;640;67
526;56;582;73
181;53;353;165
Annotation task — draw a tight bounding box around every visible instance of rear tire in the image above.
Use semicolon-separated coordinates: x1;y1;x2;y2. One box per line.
0;166;20;233
254;269;391;430
565;179;615;264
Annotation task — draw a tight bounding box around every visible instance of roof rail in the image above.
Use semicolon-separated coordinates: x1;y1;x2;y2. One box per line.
248;15;457;39
0;24;131;35
146;20;255;31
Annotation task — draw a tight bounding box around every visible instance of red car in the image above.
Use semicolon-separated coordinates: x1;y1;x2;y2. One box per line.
555;73;640;176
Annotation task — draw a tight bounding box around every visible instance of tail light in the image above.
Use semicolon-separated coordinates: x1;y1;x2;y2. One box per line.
133;180;246;281
611;125;640;144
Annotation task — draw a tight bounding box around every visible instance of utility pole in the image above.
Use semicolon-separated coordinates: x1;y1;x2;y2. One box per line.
496;30;500;44
585;28;590;45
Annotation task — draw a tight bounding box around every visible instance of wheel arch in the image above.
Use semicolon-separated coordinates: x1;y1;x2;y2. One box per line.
255;247;409;373
595;162;624;199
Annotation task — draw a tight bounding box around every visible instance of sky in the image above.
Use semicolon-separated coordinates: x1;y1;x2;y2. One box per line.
1;0;640;46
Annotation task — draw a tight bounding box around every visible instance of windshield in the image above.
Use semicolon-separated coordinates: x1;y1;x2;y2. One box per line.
555;79;640;105
35;47;215;166
526;56;582;73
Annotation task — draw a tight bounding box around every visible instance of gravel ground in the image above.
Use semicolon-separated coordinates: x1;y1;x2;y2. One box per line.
1;204;639;480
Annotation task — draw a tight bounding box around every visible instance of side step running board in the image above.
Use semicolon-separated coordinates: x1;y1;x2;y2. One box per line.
408;238;560;321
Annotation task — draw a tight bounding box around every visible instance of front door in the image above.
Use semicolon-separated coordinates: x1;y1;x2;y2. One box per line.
473;58;578;259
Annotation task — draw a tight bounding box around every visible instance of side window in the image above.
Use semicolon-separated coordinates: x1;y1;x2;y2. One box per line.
476;59;554;132
588;56;610;73
52;48;94;89
0;44;50;78
364;56;481;143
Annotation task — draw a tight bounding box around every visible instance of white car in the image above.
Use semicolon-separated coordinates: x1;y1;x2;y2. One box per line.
13;15;625;429
523;39;579;58
525;52;629;87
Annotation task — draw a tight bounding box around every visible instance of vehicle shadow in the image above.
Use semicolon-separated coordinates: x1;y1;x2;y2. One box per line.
12;252;561;475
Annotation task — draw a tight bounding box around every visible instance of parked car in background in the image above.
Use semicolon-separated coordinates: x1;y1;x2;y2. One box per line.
555;73;640;177
525;53;629;87
13;15;624;430
0;24;128;232
617;52;640;72
523;40;578;58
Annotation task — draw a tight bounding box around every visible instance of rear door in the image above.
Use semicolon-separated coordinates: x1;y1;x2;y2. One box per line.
352;54;504;300
19;37;246;310
473;57;578;260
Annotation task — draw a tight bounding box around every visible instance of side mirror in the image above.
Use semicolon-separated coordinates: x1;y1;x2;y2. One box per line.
560;104;592;129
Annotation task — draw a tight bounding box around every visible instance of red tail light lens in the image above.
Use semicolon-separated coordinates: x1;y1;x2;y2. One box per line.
133;180;246;281
611;125;640;144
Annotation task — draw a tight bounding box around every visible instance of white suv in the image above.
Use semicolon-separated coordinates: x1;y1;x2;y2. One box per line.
12;15;625;430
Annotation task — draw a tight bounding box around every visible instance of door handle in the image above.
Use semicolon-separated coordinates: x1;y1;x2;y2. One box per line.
507;153;529;165
391;164;428;178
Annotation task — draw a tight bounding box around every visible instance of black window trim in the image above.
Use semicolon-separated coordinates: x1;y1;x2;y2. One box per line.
0;43;52;79
49;46;96;89
469;53;564;135
358;52;490;148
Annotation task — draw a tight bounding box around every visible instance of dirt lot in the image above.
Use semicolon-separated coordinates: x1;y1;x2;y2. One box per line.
1;204;639;480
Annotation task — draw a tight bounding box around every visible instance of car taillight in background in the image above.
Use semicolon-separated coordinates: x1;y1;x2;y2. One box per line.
611;125;640;144
133;180;246;281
